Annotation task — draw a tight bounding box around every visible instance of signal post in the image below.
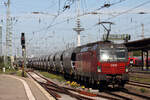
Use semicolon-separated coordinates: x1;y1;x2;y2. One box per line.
21;33;26;77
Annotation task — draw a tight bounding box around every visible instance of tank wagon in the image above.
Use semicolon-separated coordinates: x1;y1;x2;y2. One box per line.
29;41;129;89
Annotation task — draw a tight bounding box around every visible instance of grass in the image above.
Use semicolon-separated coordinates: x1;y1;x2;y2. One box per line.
16;70;27;77
0;68;16;74
0;68;27;77
39;71;65;82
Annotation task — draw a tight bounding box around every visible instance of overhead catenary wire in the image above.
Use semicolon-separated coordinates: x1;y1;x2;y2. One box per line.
106;0;150;20
33;0;75;33
33;0;127;34
84;0;150;32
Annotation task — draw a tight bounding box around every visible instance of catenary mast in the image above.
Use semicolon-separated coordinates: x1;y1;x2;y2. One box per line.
73;0;84;46
5;0;12;65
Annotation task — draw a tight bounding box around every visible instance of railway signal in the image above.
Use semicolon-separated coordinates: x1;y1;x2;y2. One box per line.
21;32;26;77
21;33;25;49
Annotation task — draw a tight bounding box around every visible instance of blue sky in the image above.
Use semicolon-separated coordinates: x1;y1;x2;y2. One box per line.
0;0;150;57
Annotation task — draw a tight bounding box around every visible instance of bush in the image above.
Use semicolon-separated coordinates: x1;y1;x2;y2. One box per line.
0;56;4;68
0;56;11;69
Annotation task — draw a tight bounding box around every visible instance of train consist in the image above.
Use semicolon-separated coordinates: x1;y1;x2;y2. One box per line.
28;41;129;89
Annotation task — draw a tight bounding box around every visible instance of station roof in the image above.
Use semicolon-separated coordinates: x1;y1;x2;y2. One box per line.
124;38;150;51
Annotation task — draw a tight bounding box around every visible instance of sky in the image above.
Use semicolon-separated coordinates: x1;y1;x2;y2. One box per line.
0;0;150;57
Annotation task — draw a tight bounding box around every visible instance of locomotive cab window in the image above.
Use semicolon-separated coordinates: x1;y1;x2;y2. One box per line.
100;49;115;61
100;48;126;62
115;48;126;60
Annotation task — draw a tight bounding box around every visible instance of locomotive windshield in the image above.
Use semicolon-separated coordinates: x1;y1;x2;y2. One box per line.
100;48;126;62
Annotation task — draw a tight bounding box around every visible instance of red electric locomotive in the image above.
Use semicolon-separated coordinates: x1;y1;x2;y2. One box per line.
70;41;129;89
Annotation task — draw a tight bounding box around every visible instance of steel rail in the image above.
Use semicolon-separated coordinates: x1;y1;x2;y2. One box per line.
27;71;95;100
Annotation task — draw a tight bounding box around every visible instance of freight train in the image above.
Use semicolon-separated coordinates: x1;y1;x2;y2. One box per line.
28;41;129;90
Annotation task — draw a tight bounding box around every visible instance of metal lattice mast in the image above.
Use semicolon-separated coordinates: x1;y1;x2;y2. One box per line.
6;0;12;57
0;25;2;56
73;0;84;46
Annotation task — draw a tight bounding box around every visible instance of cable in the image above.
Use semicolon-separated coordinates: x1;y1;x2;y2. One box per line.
34;0;127;33
32;0;76;33
85;0;150;32
106;0;150;20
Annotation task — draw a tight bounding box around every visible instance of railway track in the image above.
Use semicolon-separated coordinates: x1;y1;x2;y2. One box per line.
120;89;150;100
130;71;150;74
26;70;150;100
129;80;150;86
26;70;120;100
129;75;150;79
102;87;150;100
129;73;150;79
128;81;150;89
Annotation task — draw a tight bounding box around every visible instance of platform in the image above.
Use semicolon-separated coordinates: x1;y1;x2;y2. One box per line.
0;74;55;100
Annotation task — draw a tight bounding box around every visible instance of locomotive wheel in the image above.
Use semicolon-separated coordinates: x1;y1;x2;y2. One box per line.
90;79;97;89
84;77;88;87
118;83;125;89
78;75;81;83
93;81;98;89
98;81;107;92
70;74;74;81
99;84;107;92
80;76;84;85
64;73;68;79
77;75;80;82
85;77;90;87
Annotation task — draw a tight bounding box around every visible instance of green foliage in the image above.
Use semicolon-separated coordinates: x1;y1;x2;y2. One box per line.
0;67;27;77
16;70;27;77
0;68;16;74
39;71;65;82
0;56;4;68
0;56;11;69
133;51;141;56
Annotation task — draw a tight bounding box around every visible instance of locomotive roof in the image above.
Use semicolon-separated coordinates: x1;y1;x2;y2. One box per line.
77;40;113;48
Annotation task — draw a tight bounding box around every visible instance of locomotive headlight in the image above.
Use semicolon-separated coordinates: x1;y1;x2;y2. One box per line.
101;54;109;61
97;66;101;72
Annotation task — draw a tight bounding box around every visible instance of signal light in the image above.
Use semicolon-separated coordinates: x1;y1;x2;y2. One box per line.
21;33;25;49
